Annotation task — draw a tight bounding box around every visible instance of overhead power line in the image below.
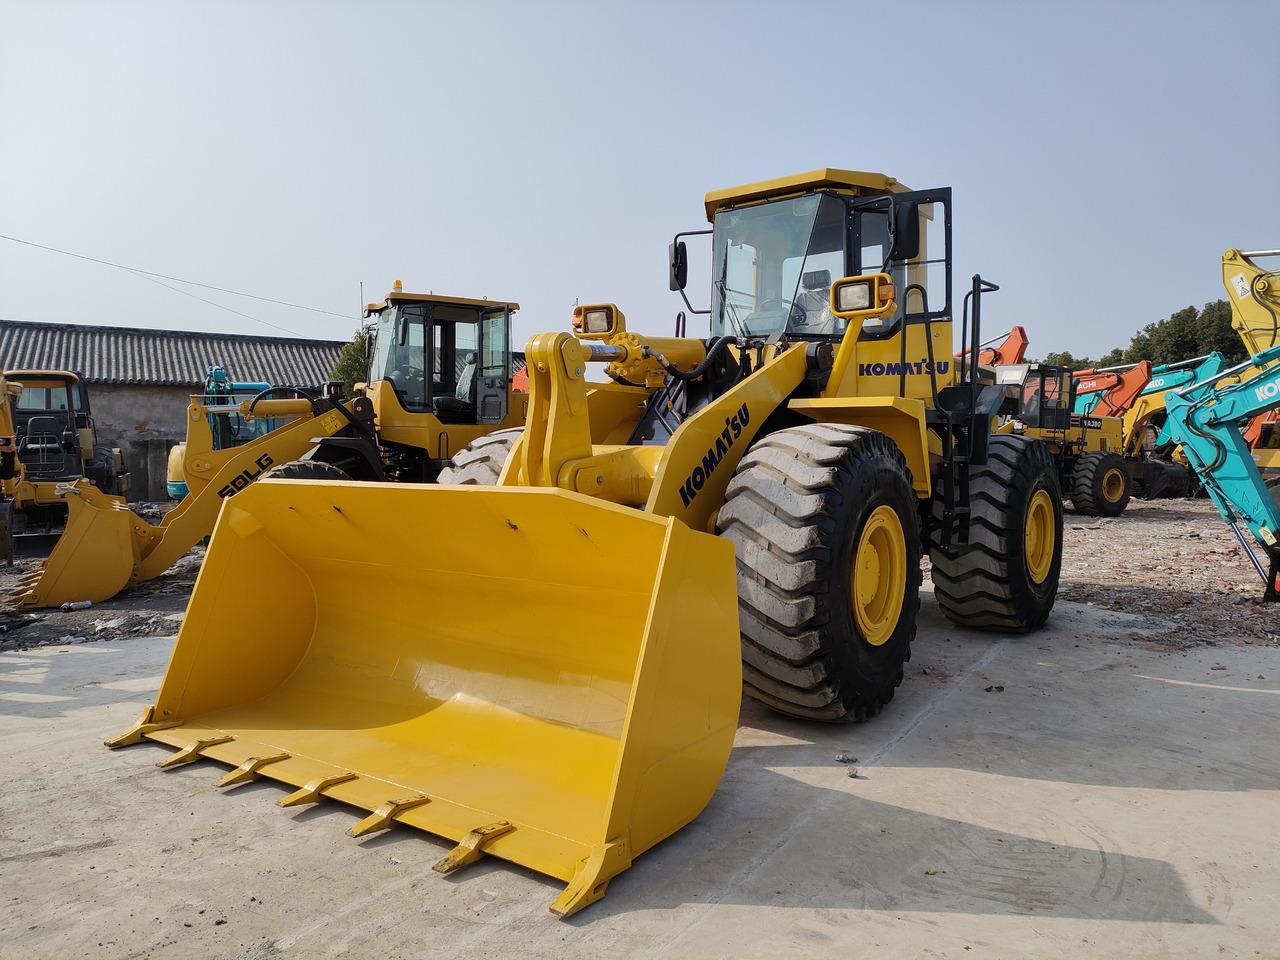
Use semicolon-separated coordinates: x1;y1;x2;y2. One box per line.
123;268;303;336
0;233;353;325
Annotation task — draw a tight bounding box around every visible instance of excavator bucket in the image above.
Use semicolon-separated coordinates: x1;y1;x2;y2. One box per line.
5;481;152;610
108;479;741;917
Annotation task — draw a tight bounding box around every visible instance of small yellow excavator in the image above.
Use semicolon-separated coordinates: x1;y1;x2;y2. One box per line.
109;169;1062;917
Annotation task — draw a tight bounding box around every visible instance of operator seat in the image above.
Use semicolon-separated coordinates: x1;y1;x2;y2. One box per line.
791;270;842;336
433;352;477;422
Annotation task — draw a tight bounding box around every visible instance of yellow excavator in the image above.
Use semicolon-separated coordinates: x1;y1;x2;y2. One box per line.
109;169;1062;917
5;285;527;610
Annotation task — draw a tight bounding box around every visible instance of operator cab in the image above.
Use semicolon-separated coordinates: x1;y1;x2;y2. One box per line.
694;173;951;346
366;287;516;425
997;364;1073;432
8;370;88;483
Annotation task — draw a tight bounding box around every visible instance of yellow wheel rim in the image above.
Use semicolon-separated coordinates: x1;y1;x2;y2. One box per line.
1102;467;1125;503
1024;489;1055;584
851;505;907;647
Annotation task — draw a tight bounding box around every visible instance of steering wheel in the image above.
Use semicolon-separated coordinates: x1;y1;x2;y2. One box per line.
392;366;426;391
748;297;807;331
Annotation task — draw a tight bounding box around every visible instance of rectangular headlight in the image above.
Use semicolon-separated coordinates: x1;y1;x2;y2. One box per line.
584;309;610;334
837;281;872;312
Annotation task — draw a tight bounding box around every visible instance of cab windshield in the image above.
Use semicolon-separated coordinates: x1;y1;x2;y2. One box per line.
710;193;847;339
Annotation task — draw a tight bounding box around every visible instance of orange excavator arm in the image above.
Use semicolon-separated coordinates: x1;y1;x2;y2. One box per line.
956;325;1029;366
1074;360;1153;417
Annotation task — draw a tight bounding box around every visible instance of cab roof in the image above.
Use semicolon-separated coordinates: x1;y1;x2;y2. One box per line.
5;369;79;384
366;291;520;316
704;168;910;221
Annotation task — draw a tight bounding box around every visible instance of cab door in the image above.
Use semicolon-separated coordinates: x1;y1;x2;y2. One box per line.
476;308;511;423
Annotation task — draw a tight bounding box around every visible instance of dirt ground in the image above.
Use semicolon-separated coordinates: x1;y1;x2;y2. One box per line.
1;496;1278;959
3;497;1274;654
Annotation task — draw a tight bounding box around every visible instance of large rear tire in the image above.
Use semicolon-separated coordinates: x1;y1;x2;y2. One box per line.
438;428;524;485
1070;450;1130;516
930;435;1062;632
717;423;922;722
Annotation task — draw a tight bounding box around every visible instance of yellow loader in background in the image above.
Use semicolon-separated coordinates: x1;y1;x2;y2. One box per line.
109;169;1062;917
1;369;130;550
4;387;369;610
5;285;528;610
268;285;528;482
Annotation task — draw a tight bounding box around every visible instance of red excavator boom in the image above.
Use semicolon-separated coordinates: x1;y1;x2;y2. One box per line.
1074;360;1153;417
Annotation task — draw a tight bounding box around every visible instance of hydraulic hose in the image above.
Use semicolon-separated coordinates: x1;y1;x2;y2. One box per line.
642;337;739;382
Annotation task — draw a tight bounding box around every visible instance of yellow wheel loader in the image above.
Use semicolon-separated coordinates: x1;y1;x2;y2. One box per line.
992;364;1133;517
4;385;373;610
270;284;528;482
5;286;527;610
0;369;129;552
109;170;1062;917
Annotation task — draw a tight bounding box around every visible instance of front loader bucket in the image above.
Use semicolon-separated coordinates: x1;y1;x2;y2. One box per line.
5;483;152;611
108;480;741;917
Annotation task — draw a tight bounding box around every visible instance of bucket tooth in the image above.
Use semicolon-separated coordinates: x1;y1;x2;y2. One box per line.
347;795;431;838
217;753;290;787
156;735;234;769
104;707;184;748
432;821;515;875
278;772;356;808
549;841;630;919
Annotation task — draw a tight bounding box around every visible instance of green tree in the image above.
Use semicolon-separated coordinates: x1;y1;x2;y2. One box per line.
1041;299;1246;371
1037;351;1096;370
330;327;370;394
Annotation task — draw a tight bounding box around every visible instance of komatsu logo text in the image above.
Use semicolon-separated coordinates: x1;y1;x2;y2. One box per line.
217;454;275;498
678;404;750;508
858;359;949;377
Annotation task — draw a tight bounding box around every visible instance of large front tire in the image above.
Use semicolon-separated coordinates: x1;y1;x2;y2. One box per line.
1070;450;1130;516
930;435;1062;632
717;423;922;722
438;428;524;485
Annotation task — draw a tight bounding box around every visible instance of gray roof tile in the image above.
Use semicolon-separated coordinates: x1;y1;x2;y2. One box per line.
0;319;345;387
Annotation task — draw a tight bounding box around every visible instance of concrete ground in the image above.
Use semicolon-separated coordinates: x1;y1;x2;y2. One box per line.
2;593;1277;960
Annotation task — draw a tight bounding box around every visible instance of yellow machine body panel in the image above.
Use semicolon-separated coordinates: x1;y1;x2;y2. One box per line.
5;399;350;610
110;481;740;917
825;317;957;402
363;379;528;460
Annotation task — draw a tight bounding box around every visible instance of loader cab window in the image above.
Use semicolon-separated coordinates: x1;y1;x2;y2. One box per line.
371;304;429;411
711;193;848;340
15;382;76;412
852;194;950;340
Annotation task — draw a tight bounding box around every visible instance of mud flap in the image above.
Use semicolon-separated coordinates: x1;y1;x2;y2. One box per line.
108;479;742;917
5;482;149;610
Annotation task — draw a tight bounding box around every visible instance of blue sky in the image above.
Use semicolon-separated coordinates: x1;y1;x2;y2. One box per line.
2;0;1276;358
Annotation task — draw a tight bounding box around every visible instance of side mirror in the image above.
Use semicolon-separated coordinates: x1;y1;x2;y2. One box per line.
830;273;896;322
668;240;688;291
573;303;625;340
891;201;920;261
396;314;408;346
